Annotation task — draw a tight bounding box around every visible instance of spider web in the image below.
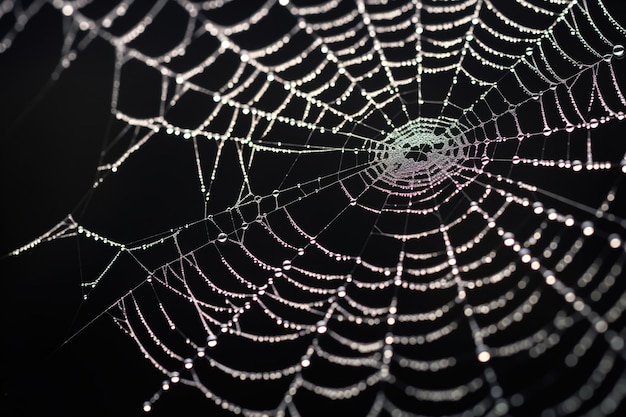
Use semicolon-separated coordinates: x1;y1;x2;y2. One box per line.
2;0;626;416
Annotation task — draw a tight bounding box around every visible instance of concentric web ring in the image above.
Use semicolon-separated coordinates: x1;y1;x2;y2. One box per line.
2;0;626;416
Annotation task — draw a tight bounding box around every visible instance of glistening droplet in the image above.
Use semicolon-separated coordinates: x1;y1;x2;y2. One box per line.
282;259;292;270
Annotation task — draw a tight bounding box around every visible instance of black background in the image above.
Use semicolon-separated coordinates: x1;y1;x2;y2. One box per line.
2;1;626;417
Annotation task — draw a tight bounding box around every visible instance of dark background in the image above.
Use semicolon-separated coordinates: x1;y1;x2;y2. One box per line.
2;1;626;417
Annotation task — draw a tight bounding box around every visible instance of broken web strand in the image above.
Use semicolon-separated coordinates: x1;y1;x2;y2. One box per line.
3;0;626;416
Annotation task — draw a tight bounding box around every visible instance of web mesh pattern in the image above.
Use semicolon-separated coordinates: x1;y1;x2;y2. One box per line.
3;0;626;416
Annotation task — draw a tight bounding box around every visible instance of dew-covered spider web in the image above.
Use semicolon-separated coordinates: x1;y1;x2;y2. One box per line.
3;0;626;416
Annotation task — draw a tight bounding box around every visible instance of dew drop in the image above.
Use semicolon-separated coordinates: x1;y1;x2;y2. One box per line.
316;320;328;334
61;4;74;16
477;348;490;363
542;127;552;136
572;160;583;171
608;234;622;249
502;232;515;246
337;286;346;297
613;44;625;59
282;259;292;270
217;232;228;243
581;221;594;236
